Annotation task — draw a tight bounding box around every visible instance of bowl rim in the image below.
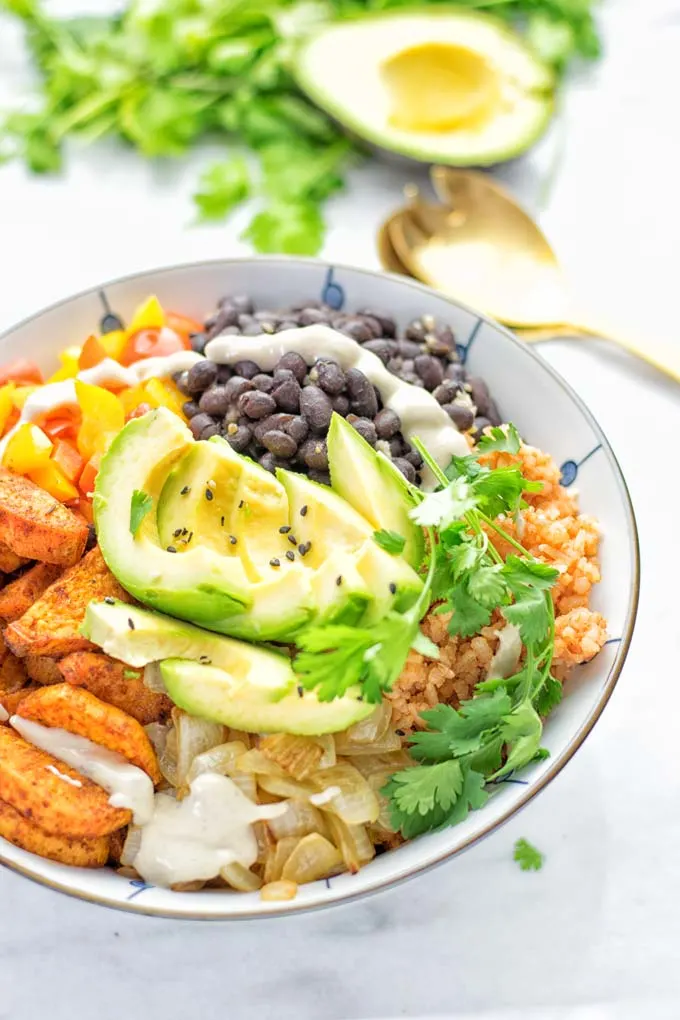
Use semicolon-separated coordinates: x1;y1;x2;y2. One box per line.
0;255;640;920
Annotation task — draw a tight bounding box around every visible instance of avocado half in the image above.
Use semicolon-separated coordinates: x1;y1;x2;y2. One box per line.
292;9;555;166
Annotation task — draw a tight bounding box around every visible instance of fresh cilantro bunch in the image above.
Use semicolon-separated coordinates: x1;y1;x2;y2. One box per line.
1;0;600;253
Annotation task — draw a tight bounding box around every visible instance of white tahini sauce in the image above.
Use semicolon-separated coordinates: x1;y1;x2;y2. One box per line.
45;764;83;788
132;772;287;888
309;785;342;807
10;715;154;824
0;350;202;458
205;326;469;486
485;622;523;680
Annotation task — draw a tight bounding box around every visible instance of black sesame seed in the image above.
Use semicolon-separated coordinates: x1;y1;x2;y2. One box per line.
205;488;214;501
285;550;295;562
270;557;280;567
173;528;182;538
336;575;343;586
298;543;309;557
229;535;238;545
238;500;244;508
104;597;115;605
287;534;297;546
167;545;177;553
279;525;291;534
297;685;304;698
127;618;135;631
389;582;397;595
199;655;211;664
396;729;405;737
180;486;190;495
220;516;225;527
300;505;308;517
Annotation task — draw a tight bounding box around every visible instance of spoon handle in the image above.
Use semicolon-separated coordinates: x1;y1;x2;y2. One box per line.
523;319;680;384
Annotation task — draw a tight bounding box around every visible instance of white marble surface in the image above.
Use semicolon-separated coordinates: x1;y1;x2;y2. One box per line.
0;1;679;1017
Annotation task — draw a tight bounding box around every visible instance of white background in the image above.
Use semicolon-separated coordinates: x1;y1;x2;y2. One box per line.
0;1;679;1018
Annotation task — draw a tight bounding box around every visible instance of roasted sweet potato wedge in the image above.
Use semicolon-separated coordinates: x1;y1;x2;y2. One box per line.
17;684;161;783
24;655;63;686
0;726;130;838
0;647;28;695
59;651;171;725
0;542;29;575
4;547;133;658
0;797;110;867
0;469;89;565
0;685;38;717
0;563;63;622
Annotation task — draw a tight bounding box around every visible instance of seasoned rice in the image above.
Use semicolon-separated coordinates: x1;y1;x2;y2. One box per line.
388;443;607;733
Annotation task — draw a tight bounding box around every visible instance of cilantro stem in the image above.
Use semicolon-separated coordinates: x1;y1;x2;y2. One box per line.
477;510;527;555
411;437;450;488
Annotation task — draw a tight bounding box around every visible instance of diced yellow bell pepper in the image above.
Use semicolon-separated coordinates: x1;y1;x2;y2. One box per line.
3;423;53;474
12;386;38;410
29;461;79;502
119;384;150;416
98;329;128;361
75;379;125;460
0;384;16;434
143;378;187;419
127;295;165;335
48;346;82;383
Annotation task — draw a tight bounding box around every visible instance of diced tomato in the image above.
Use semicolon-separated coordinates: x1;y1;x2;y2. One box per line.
0;359;43;386
40;411;81;443
78;334;108;371
119;327;190;367
165;311;203;341
126;401;153;422
52;440;84;483
79;453;102;498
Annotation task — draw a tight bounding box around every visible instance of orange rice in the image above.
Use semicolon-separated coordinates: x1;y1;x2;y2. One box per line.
388;443;607;732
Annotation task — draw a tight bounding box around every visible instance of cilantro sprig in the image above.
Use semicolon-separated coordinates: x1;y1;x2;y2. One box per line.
513;838;544;871
129;489;153;537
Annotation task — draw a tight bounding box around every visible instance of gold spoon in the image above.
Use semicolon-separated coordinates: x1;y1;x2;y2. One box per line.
387;167;680;381
377;213;591;344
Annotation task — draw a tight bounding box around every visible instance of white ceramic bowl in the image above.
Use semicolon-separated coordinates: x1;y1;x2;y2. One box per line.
0;258;639;919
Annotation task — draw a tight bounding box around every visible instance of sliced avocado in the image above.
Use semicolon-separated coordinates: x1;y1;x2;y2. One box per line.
94;410;251;624
354;539;423;623
161;659;373;736
327;413;424;569
83;601;371;735
293;10;554;166
311;550;372;626
210;564;315;642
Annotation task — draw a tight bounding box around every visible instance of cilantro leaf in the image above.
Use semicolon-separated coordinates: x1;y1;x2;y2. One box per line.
373;529;406;556
241;199;323;256
384;761;488;838
409;690;511;762
513;838;544;871
467;564;507;607
447;586;492;638
533;674;563;717
503;589;552;645
491;702;543;779
476;423;522;455
503;555;560;591
194;156;250;222
130;489;153;537
409;478;476;527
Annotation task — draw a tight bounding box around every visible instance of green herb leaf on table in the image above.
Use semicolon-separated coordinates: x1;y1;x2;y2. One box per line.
513;837;544;871
373;529;406;556
194;156;250;222
241;200;324;256
129;489;153;537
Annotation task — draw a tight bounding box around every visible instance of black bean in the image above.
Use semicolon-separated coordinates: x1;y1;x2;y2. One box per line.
300;437;328;471
363;340;392;364
241;320;264;337
190;333;208;355
432;381;459;405
259;452;277;474
403;449;423;469
387;357;403;374
357;309;396;337
254;414;294;443
330;313;349;330
272;377;301;413
217;364;233;383
308;470;331;487
225;424;252;452
473;416;492;440
276;352;307;382
189;413;216;439
238;390;277;420
205;306;239;339
347;416;377;446
445;362;467;382
405;318;428;342
388;436;404;457
276;320;299;333
300;385;333;432
393;457;416;483
298;307;331;326
414;354;444;390
291;299;322;312
315;360;345;395
286;416;309;444
358;315;384;339
252;373;275;393
199;423;221;440
345;368;378;417
262;430;297;458
374;408;401;439
223;406;240;426
254;310;279;326
182;400;200;418
444;403;475;431
186;360;218;395
176;370;193;396
467;377;492;417
220;295;254;316
231;360;259;380
340;318;373;343
200;386;233;417
424;324;455;356
331;394;349;416
396;339;422;359
224;376;254;403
